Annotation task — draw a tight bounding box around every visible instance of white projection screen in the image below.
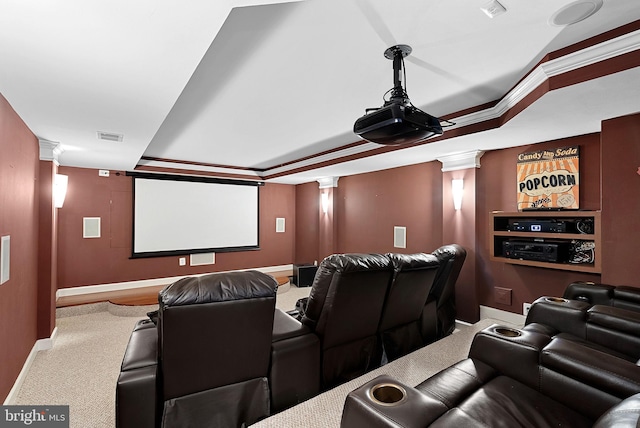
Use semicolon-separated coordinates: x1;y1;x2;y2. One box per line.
130;173;261;258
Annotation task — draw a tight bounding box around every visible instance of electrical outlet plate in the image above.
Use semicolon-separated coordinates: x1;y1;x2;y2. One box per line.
494;287;512;305
523;303;532;316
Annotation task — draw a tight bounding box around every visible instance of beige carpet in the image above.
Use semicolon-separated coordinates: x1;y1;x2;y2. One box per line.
12;285;311;428
13;308;145;428
252;318;509;428
11;284;514;428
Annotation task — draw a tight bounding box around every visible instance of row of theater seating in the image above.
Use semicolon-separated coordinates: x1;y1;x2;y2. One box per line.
116;245;466;428
563;281;640;311
340;285;640;427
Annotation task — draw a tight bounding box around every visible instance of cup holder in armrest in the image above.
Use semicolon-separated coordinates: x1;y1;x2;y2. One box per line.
545;297;569;304
493;326;522;338
367;383;407;406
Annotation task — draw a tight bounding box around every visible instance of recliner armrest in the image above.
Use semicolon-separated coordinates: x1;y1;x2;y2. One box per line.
526;296;590;338
341;374;449;428
468;324;551;389
120;319;157;371
270;309;320;412
563;282;615;305
273;308;312;342
116;319;158;428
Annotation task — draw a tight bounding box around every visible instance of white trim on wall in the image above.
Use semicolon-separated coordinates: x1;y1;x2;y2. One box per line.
56;264;294;300
479;305;525;327
4;327;58;405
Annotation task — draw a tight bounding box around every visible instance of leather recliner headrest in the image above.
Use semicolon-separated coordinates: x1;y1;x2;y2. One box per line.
387;252;440;271
319;253;391;273
159;270;277;308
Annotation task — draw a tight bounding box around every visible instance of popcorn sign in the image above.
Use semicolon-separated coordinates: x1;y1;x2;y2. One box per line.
517;146;580;210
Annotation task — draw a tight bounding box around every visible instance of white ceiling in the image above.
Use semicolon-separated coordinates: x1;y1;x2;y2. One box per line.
1;0;639;184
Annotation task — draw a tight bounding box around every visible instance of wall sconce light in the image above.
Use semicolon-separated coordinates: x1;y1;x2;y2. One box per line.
452;179;464;210
53;174;68;208
321;192;329;214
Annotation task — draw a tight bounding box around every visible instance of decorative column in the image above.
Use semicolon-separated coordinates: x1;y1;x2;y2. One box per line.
37;139;64;341
317;177;339;261
437;150;483;324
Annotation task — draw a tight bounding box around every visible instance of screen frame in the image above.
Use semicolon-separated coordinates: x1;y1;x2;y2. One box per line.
127;171;263;259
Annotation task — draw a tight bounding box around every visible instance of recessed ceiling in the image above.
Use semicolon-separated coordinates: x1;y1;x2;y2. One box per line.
1;0;639;184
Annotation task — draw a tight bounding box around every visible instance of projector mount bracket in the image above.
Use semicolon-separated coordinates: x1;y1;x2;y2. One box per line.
383;44;412;106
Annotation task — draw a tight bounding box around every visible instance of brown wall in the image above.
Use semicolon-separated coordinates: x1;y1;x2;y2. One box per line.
443;168;479;322
293;163;445;263
295;182;320;264
37;161;58;339
476;133;603;314
57;167;296;288
336;162;443;254
601;112;640;285
0;94;40;401
293;127;640;320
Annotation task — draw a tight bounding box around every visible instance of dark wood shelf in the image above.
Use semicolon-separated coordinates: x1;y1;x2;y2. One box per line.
490;211;601;273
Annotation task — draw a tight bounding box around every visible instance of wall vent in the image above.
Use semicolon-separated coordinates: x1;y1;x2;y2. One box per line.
190;253;215;266
97;131;124;142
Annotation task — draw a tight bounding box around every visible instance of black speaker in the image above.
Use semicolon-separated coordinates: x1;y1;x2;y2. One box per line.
293;264;318;287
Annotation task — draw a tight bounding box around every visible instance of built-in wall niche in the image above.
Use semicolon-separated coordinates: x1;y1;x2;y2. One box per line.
490;211;601;273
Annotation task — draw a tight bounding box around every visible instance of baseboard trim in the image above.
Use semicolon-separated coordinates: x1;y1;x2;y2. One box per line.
56;264;294;300
479;305;525;327
455;319;473;329
4;327;58;405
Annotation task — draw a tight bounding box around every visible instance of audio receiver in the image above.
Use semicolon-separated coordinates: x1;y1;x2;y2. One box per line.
502;240;571;263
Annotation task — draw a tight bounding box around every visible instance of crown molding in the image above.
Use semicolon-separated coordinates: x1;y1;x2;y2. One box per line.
449;29;640;130
136;28;639;182
38;139;63;164
438;150;485;172
317;177;339;188
265;142;377;177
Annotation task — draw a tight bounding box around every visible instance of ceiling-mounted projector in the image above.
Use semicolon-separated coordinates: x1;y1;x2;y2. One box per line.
354;44;443;145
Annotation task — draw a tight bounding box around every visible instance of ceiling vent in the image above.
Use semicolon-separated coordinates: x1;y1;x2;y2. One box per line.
97;131;124;142
481;0;507;18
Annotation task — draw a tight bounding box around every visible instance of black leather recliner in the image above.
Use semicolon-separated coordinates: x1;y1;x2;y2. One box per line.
117;247;468;425
273;250;464;397
524;294;640;364
301;253;394;389
421;244;466;343
378;253;440;363
563;281;640;312
116;270;278;428
341;322;640;427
